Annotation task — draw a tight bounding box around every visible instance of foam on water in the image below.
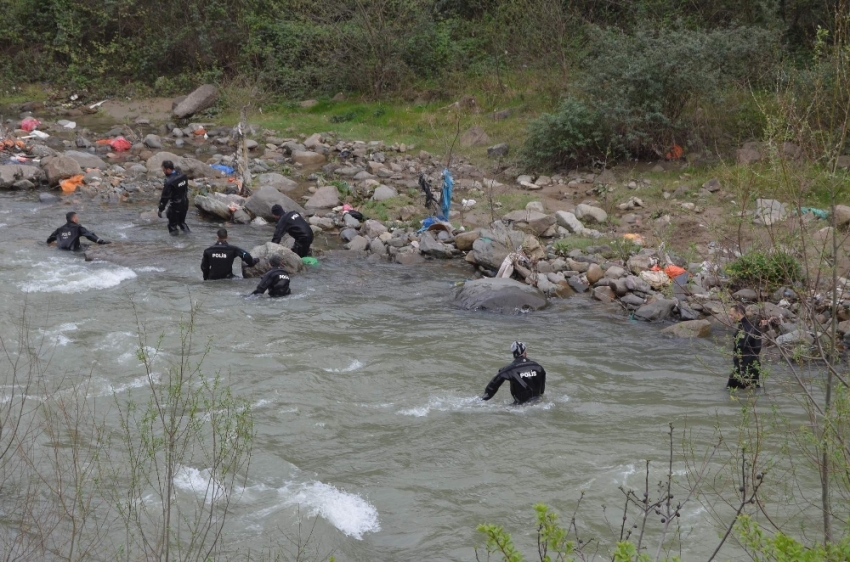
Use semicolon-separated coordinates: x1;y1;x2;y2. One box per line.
322;359;363;373
40;322;78;346
19;258;136;293
397;395;485;417
173;466;225;501
136;266;165;272
280;481;380;540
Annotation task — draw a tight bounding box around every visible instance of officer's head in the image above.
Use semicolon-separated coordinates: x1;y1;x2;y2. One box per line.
731;303;746;322
66;211;78;224
510;341;527;359
217;228;228;241
269;255;282;268
162;160;175;175
271;204;284;218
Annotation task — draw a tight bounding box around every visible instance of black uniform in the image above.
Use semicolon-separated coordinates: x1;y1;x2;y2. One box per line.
272;211;313;257
482;357;546;405
728;317;762;389
201;241;257;280
46;222;104;251
252;268;291;297
159;170;190;234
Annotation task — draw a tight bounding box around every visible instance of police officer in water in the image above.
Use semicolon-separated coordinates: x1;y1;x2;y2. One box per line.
158;160;190;235
46;211;111;250
201;228;259;280
250;255;292;297
481;341;546;405
271;204;313;257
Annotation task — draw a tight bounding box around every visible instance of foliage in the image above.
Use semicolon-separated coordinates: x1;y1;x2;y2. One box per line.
726;250;803;288
522;97;610;168
736;515;850;561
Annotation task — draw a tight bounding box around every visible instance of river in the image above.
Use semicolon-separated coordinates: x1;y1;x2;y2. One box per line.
0;191;812;561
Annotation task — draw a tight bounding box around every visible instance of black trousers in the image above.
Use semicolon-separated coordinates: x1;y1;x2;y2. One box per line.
727;359;761;389
292;238;312;258
167;201;189;233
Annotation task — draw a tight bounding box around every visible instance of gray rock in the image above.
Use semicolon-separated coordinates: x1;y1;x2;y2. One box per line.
0;164;43;188
737;142;763;165
834;205;850;227
343;214;361;228
232;208;252;224
469;237;510;270
42;156;83;186
661;319;712;338
396;252;426;265
292;150;325;165
776;330;814;346
634;299;677;322
568;276;588;293
733;288;758;301
340;228;359;242
555;210;584;233
702;178;721;192
586;263;604;284
592;286;616;303
679;304;701;321
75;137;92;149
64;150;108;170
372;185;398;201
575;204;607;224
172;128;184;138
503;210;555;236
525;201;545;213
346;235;369;252
754;198;786;226
620;294;645;307
362;220;387;239
626;255;654;274
173;84;218;118
242;242;305;278
258;172;298;192
419;232;452;258
455;230;480;251
487;143;510;158
144;134;163;149
605;265;626;279
194;195;232;220
460;125;490;147
369;238;387;256
454;278;547;313
305;185;340;211
39;192;58;203
244;185;306;221
309;216;334;230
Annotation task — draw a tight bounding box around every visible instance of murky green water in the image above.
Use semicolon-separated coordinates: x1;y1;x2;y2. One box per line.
0;191;811;561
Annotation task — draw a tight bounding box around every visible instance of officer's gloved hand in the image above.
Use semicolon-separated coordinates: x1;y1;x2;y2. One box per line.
98;240;112;245
157;210;163;218
253;257;260;266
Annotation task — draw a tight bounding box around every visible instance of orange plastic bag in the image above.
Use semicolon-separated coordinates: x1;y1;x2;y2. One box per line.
109;136;131;151
60;174;85;193
665;144;683;160
664;264;687;278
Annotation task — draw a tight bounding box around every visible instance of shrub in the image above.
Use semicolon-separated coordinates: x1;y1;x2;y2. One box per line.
727;250;803;288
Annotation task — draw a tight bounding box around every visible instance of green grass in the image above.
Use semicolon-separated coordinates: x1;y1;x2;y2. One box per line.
0;84;50;105
495;193;538;212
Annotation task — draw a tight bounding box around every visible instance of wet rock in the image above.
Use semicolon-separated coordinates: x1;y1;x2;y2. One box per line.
454;278;547;312
575;204;607;224
173;84;218;118
469;237;510;270
487;143;509;158
419;232;452;258
292;150;325;165
396;252;425;265
233;208;252;224
75;137;92;149
661;319;712;338
340;228;359;242
194;195;232;220
64;150;107;170
244;185;306;221
620;293;645;307
144;134;163;149
39;192;58;203
309;216;334;230
242;242;305;277
372;185;398;201
679;304;701;321
305;185;340;211
568;276;588;293
634;298;677;322
42;155;83;186
454;230;480;251
592;286;616;303
0;164;43;188
346;235;369;251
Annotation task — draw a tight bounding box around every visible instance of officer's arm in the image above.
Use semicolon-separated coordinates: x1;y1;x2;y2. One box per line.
236;247;258;266
252;271;272;295
158;181;172;211
482;371;507;401
79;225;102;243
46;228;59;244
271;218;287;244
201;251;210;280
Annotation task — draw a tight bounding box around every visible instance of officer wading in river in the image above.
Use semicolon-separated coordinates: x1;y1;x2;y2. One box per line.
250;255;292;297
271;204;313;257
201;228;259;280
158;160;190;235
46;211;111;250
727;303;764;390
481;341;546;405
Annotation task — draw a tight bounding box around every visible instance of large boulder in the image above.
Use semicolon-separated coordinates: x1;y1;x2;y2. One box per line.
372;185;398;201
833;204;850;227
194;195;232;220
634;298;677;322
0;164;43;188
454;278;548;313
63;150;108;170
574;204;607;224
469;237;510;270
419;232;452;258
503;210;556;236
305;185;340;211
454;230;481;251
241;242;305;278
292;150;325;165
144;152;218;179
661;319;712;338
555;211;585;233
244;185;306;221
258;172;298;192
173;84;218;118
42;155;83;186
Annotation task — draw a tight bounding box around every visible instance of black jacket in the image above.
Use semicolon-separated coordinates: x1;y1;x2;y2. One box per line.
46;222;102;250
159;171;189;212
252;268;291;297
201;241;256;280
733;317;762;373
272;211;313;244
483;356;546;405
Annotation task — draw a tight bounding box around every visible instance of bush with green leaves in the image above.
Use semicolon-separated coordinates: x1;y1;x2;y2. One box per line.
727;250;802;289
522;97;613;169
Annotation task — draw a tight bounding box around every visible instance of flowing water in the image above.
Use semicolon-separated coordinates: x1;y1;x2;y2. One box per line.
0;192;812;561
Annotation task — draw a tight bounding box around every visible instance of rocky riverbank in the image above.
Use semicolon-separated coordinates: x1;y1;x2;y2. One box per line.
4;87;850;351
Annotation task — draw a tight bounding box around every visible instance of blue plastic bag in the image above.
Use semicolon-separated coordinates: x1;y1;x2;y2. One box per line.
211;164;235;175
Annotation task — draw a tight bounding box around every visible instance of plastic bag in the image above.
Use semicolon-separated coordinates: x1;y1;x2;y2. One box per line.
211;164;234;175
640;270;671;289
301;256;319;266
663;265;687;278
109;136;132;152
21;117;41;132
60;174;85;193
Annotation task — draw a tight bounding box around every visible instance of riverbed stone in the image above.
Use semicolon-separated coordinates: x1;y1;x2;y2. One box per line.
419;232;452;258
586;263;604;284
194;194;231;220
733;288;758;301
346;235;369;252
244;185;306;221
575;204;607;224
568;276;588;293
39;192;58;203
661;319;712;338
243;242;305;277
627;254;654;274
292;150;325;165
173;84;218;118
634;298;677;322
0;164;43;188
395;252;425;265
305;185;340;211
753;198;787;226
592;286;616;303
454;230;480;251
372;185;398;201
340;228;359;242
369;238;387;256
64;150;108;170
144;134;163;149
454;278;547;313
42;155;83;185
469;237;510;270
